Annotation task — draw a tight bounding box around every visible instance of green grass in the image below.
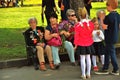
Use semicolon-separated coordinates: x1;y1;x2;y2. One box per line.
0;1;120;60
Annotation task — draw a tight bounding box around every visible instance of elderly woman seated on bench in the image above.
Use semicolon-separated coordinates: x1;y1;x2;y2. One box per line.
24;17;55;71
45;13;76;69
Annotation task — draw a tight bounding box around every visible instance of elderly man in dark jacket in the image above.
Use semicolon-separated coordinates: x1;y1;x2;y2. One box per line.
25;17;55;71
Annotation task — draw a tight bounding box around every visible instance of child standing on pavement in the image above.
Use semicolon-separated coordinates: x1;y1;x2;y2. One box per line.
74;7;95;79
95;0;120;75
91;17;105;71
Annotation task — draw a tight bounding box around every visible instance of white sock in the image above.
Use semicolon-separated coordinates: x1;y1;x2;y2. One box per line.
80;55;86;76
86;55;91;76
92;55;97;67
100;55;104;65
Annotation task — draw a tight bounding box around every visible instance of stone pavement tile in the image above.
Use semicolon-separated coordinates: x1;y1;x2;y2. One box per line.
0;60;120;80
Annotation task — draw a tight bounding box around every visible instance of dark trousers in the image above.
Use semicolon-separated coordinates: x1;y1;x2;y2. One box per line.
85;4;92;16
61;10;68;20
45;11;57;25
85;6;91;16
103;43;119;71
45;11;50;25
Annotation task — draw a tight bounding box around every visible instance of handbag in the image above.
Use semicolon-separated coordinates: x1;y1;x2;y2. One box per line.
47;36;62;47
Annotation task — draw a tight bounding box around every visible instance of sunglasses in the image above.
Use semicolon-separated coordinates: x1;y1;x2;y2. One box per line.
69;14;76;17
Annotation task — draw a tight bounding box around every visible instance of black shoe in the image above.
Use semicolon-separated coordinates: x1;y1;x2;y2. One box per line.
55;64;60;69
111;70;119;75
34;64;39;70
95;69;109;75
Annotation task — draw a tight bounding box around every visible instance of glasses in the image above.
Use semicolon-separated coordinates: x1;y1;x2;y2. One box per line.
69;14;76;17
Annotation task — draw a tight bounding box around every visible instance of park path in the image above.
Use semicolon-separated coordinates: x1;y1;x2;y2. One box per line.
0;55;120;80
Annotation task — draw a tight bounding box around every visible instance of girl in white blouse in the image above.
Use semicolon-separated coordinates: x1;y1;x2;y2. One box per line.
91;17;105;72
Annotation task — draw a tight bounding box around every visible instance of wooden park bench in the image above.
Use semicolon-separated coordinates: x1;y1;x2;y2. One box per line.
23;30;75;69
23;32;39;70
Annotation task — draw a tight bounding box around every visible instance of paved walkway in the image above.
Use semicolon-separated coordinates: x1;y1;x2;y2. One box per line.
0;56;120;80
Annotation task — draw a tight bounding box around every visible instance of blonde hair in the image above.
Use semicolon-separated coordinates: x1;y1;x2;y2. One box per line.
91;17;98;23
107;0;118;9
78;7;88;19
91;17;100;29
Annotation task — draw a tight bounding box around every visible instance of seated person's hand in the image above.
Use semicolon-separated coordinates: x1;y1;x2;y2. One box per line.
39;35;43;39
74;17;78;23
64;32;70;37
60;30;66;35
52;33;59;38
41;43;45;47
37;43;45;47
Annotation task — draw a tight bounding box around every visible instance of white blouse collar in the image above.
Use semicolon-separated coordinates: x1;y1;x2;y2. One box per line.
79;19;90;27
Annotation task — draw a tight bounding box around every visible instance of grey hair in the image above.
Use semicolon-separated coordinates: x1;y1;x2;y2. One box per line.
28;17;38;24
96;9;106;17
66;9;75;16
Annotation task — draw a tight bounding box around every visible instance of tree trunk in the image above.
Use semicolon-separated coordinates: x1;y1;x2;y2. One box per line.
69;0;84;20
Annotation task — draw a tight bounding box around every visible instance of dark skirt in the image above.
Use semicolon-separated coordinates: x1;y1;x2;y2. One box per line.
92;42;105;55
76;44;95;55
